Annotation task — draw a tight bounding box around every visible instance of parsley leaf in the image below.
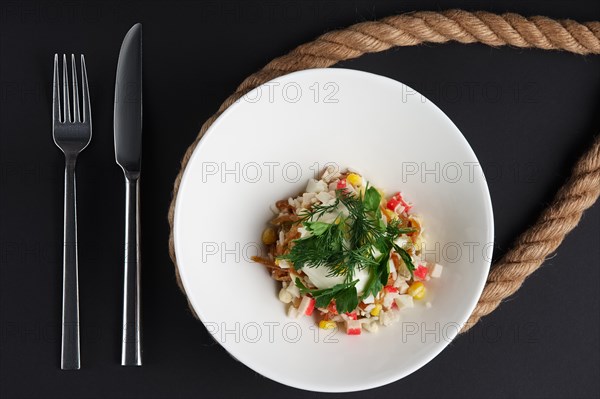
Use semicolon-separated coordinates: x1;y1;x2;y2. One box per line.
363;186;381;213
334;285;359;314
361;251;389;300
295;278;359;313
304;221;331;236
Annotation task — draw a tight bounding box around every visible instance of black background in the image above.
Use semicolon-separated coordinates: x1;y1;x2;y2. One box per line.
1;1;599;398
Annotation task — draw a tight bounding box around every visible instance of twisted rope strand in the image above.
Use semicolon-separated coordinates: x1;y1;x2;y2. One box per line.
168;10;600;330
465;137;600;328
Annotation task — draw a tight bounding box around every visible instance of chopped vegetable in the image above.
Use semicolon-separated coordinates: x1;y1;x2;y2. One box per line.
407;281;426;300
370;304;382;316
319;320;337;330
346;173;362;186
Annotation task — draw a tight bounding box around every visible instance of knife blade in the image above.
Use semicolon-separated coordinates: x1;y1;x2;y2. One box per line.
115;23;142;175
114;22;143;367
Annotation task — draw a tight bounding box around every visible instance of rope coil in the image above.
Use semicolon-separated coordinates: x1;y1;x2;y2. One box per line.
167;10;600;331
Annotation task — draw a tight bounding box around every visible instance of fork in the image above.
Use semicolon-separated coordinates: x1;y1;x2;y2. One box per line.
52;54;91;370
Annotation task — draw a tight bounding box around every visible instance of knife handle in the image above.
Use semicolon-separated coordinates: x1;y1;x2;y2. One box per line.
122;176;142;366
62;159;81;370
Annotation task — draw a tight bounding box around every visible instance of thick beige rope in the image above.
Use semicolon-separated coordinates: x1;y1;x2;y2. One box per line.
168;10;600;330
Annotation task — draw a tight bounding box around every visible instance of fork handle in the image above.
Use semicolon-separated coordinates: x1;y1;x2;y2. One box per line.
61;159;80;370
121;176;142;366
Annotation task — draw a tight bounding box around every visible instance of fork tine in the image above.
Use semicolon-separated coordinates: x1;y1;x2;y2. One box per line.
62;54;71;123
80;55;90;124
53;54;61;123
71;54;80;123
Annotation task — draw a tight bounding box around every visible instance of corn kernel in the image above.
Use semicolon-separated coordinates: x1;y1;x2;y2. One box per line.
261;227;277;245
407;281;426;300
382;208;398;221
370;304;382;316
319;320;337;330
347;173;362;186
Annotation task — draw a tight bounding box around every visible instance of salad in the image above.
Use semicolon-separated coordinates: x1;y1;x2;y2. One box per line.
253;167;443;335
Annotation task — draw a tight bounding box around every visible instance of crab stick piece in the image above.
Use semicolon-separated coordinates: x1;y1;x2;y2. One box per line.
345;319;362;335
298;296;315;316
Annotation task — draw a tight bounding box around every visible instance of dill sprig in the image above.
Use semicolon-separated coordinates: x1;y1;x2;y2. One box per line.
281;222;345;270
298;199;340;222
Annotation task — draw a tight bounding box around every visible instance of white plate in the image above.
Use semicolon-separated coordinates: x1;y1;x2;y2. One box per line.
173;68;494;392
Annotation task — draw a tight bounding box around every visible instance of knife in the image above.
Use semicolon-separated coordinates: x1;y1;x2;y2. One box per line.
114;23;143;366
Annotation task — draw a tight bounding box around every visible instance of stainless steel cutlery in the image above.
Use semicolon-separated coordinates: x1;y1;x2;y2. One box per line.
52;23;143;369
52;53;91;370
114;23;143;367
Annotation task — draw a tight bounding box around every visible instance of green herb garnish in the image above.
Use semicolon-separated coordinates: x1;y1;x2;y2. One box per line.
304;221;331;236
363;186;381;212
394;245;416;277
295;278;359;314
279;185;416;310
